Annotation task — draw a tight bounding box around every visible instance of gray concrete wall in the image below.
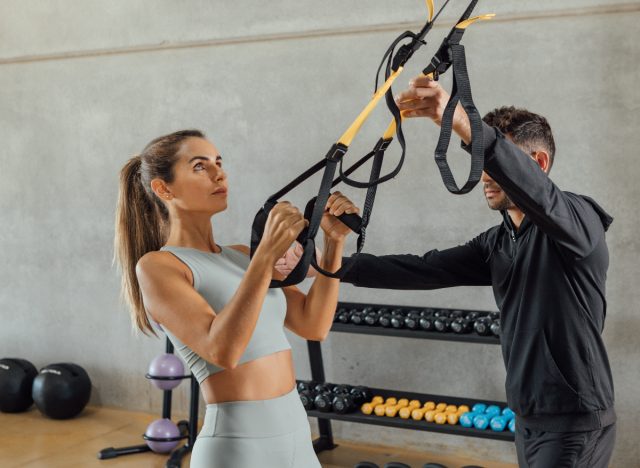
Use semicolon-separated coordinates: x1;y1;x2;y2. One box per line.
1;1;638;465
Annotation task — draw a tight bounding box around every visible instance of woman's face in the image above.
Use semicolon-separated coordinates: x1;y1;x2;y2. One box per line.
160;137;228;215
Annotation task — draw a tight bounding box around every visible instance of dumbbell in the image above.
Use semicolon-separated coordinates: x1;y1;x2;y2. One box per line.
419;314;435;331
421;308;436;317
385;463;411;468
450;317;473;334
450;310;464;319
433;309;450;318
489;311;500;321
360;396;384;415
350;386;373;405
465;311;480;321
299;389;316;410
373;397;398;416
378;309;393;327
423;464;448;468
354;463;379;468
404;310;421;330
390;309;406;329
385;398;409;417
364;309;382;326
490;319;500;337
434;316;452;332
473;317;492;336
350;309;365;325
336;308;351;324
332;393;357;414
398;400;422;419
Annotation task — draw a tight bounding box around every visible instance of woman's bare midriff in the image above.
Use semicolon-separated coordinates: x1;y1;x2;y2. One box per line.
199;349;296;404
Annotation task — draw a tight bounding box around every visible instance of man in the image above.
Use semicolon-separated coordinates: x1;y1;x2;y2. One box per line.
278;76;616;467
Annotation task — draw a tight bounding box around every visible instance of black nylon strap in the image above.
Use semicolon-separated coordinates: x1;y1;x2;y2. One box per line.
434;43;484;194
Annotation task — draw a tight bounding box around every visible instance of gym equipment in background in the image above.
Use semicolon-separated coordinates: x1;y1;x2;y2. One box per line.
32;363;91;419
0;358;38;413
98;337;198;468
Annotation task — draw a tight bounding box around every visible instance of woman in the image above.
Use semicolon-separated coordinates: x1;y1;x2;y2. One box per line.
114;129;359;467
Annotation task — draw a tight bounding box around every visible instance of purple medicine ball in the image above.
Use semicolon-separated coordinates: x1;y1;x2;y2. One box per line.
144;418;181;453
147;354;184;391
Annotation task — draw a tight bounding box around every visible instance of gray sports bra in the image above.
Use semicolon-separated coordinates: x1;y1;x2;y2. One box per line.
158;245;291;384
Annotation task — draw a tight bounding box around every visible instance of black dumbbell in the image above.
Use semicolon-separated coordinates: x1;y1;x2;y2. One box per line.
354;463;379;468
434;316;452;332
450;309;464;319
450;317;473;334
434;309;451;318
378;312;393;327
419;314;435;331
337;308;351;324
385;463;411;468
490;319;500;337
332;384;352;395
423;464;448;468
314;383;332;394
364;309;382;326
299;389;316;410
404;310;421;330
332;393;357;414
350;309;365;325
421;308;435;317
314;391;333;412
349;386;373;405
390;309;405;329
489;311;500;320
334;307;347;322
465;311;479;321
474;317;492;336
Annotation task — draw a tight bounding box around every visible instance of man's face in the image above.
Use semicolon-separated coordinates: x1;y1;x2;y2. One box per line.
481;171;515;211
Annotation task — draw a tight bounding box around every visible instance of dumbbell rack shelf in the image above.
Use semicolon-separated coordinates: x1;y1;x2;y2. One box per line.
306;301;514;454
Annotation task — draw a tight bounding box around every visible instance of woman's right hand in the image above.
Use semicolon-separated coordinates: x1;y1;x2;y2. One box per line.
259;201;308;262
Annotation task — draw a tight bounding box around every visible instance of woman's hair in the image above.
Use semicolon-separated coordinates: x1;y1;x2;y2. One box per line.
114;129;206;335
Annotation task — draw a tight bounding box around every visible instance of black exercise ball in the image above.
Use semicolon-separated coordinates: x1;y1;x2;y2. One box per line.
32;363;92;419
0;358;38;413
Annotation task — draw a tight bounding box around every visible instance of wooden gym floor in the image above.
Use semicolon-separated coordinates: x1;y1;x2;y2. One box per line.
0;406;517;467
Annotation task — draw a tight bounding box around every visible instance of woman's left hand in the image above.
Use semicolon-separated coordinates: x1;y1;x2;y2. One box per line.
321;191;360;241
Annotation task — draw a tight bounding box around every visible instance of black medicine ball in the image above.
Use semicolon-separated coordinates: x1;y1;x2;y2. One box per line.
32;363;92;419
0;358;38;413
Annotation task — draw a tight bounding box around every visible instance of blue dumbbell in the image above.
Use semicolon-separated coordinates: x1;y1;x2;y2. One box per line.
459;412;476;428
472;403;486;413
489;415;508;432
508;418;516;433
502;408;515;421
473;413;490;430
485;405;501;418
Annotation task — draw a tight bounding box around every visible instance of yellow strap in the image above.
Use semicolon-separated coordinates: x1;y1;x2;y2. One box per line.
426;0;434;22
381;71;434;140
338;67;403;147
456;13;495;30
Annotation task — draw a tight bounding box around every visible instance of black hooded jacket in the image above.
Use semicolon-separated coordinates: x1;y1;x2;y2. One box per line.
340;123;615;431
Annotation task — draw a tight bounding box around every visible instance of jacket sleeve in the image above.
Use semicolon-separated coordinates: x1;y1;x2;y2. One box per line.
468;122;609;259
340;234;492;289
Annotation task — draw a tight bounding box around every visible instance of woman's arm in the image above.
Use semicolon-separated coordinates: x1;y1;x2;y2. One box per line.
281;192;356;341
137;202;305;369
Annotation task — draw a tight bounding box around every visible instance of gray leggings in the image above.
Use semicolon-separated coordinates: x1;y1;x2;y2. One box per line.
190;387;321;468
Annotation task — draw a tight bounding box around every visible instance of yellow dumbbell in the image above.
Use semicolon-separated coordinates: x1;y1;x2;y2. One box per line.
457;405;470;414
374;404;388;416
361;399;384;415
411;407;428;421
425;409;438;422
409;400;421;408
399;406;413;419
423;401;436;411
386;400;409;417
435;402;447;412
385;397;398;405
445;405;458;413
434;412;448;425
447;412;460;425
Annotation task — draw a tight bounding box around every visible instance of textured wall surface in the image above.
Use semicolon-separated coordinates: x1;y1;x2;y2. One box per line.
1;1;638;465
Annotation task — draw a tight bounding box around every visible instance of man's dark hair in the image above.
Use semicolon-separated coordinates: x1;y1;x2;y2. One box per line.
483;106;556;171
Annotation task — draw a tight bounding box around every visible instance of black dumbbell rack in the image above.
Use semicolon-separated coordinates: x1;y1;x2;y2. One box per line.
307;301;514;454
98;337;199;468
